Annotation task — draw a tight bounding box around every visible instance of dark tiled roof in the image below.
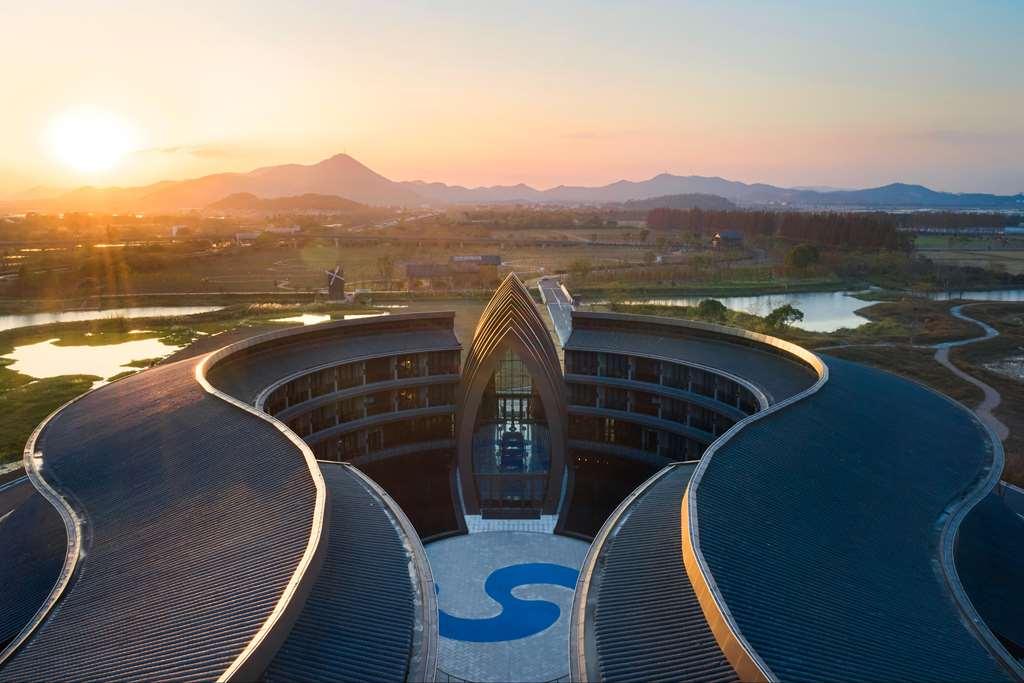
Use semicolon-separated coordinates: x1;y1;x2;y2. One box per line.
0;357;321;681
208;329;460;405
693;357;1011;681
0;479;65;648
585;464;737;683
264;463;430;682
565;328;815;404
957;490;1024;653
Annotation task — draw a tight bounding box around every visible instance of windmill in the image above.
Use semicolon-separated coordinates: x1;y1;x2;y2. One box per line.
325;265;345;300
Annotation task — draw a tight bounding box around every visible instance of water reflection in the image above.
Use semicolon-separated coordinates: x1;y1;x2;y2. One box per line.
271;312;388;325
0;306;223;332
4;337;180;381
620;288;1024;332
621;291;871;332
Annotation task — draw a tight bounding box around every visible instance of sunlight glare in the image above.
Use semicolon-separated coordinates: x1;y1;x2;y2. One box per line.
46;106;139;174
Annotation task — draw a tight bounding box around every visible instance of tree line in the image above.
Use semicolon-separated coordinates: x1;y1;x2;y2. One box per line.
645;208;911;249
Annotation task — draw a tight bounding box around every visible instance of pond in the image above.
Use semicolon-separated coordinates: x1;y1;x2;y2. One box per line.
616;291;872;332
4;336;181;382
270;312;388;325
615;288;1024;333
0;306;223;333
927;289;1024;302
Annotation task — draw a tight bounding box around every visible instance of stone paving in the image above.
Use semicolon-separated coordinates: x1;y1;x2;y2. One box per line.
427;531;591;682
464;515;558;534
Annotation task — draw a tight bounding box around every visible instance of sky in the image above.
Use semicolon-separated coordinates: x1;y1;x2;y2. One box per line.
1;0;1022;196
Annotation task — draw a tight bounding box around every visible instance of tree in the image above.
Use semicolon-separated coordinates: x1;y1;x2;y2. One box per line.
696;298;728;322
376;254;396;289
785;244;820;271
765;304;804;329
569;258;592;281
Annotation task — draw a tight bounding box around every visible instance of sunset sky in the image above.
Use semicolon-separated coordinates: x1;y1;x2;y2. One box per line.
2;0;1022;196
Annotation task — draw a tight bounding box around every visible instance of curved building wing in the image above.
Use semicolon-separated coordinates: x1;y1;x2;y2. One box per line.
0;355;326;681
1;282;1020;682
0;478;65;651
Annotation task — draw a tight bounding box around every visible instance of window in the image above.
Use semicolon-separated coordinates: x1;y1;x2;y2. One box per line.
338;432;360;459
566;351;598;376
337;397;361;423
396;388;419;411
662;397;688;424
632;391;659;416
427;383;455;406
364;391;391;416
337;362;362;389
396;354;420;379
603;387;629;411
691;369;715;397
568;382;597;407
663;363;689;390
634;357;660;384
602;353;629;379
365;357;392;384
427;351;459;376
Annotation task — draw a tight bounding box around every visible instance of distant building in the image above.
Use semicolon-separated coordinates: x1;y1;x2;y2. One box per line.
711;230;744;249
451;254;502;266
235;231;262;243
406;257;502;288
266;225;301;235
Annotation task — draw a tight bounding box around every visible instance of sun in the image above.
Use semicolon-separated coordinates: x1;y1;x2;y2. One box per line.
46;106;138;174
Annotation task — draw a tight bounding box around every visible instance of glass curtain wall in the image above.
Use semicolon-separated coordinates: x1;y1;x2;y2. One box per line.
471;349;551;510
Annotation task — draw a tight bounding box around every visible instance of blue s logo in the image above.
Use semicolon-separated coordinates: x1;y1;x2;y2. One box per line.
438;562;579;642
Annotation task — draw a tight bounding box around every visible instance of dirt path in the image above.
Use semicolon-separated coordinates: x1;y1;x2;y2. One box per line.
934;305;1008;440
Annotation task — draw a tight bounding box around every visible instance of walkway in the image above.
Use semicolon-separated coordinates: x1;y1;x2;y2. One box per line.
935;305;1008;440
538;277;574;346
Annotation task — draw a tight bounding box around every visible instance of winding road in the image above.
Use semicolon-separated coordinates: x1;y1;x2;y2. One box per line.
935;305;1008;440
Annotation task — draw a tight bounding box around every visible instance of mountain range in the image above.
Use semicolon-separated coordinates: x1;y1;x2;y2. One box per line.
4;153;1022;212
205;192;369;212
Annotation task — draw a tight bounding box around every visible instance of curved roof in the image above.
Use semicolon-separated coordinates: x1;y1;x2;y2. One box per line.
956;490;1024;654
205;313;459;405
0;478;65;649
0;315;448;682
689;356;1018;681
572;464;736;683
0;355;325;681
264;462;437;682
566;312;817;404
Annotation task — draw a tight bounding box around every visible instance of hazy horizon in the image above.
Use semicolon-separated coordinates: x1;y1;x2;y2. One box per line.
2;1;1022;196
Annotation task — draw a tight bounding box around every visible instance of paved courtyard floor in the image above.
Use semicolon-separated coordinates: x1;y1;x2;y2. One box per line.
427;531;591;682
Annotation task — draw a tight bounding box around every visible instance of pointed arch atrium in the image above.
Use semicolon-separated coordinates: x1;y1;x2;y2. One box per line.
457;273;567;517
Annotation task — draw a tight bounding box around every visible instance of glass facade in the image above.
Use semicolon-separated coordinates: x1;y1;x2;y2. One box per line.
470;349;551;510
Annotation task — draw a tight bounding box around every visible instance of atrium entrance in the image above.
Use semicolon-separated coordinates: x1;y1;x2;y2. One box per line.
470;349;552;513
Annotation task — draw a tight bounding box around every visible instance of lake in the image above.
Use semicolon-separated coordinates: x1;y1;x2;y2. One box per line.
0;306;223;333
5;336;181;382
616;288;1024;333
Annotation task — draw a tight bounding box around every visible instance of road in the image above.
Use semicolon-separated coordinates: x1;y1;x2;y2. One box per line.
933;304;1008;441
538;277;574;346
